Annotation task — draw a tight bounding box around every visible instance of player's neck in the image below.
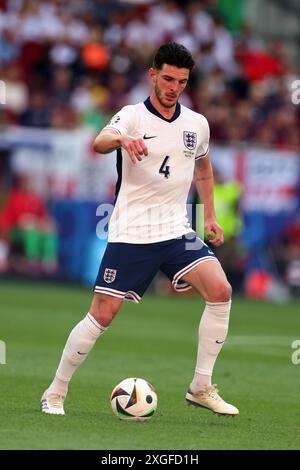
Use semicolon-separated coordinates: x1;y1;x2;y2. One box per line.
149;94;177;120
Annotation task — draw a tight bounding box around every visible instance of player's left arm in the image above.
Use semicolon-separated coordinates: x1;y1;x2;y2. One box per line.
193;154;224;246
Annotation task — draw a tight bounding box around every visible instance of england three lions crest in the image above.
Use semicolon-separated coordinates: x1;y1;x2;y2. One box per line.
104;268;117;283
183;131;197;150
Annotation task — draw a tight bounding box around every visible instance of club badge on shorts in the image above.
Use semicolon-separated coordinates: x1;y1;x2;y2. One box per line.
183;131;197;150
104;268;117;283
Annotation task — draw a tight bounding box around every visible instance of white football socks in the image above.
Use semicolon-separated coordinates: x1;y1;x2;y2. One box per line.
191;300;231;391
47;313;107;397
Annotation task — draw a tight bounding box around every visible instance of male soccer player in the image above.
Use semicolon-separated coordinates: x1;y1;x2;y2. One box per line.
41;43;239;417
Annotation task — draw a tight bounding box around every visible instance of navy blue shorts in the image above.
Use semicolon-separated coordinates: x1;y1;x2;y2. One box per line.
94;234;218;303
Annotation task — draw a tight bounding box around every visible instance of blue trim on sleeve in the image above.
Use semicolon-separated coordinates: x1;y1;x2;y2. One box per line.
114;148;123;203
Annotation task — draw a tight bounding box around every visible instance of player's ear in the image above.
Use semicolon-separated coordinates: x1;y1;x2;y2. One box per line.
149;67;157;81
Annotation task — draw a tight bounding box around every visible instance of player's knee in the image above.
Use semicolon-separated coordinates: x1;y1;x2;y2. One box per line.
90;294;121;327
218;281;232;302
208;281;232;303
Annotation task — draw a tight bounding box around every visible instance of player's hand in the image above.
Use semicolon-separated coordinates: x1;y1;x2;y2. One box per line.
119;136;148;164
205;219;224;246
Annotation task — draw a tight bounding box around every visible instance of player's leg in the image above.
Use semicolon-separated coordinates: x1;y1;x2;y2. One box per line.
41;294;122;415
182;261;238;415
161;235;238;415
41;240;161;415
182;260;231;388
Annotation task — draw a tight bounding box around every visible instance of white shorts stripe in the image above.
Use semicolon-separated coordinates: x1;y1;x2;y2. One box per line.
94;288;124;300
94;286;141;304
125;290;141;302
172;256;219;292
174;256;216;282
174;284;192;292
124;294;139;304
94;286;126;295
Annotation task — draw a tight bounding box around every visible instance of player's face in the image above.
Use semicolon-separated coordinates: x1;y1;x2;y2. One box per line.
150;64;189;109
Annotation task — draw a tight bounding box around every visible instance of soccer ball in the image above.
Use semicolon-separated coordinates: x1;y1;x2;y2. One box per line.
110;377;157;422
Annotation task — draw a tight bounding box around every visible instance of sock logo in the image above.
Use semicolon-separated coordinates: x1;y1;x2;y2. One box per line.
215;340;225;344
77;351;88;355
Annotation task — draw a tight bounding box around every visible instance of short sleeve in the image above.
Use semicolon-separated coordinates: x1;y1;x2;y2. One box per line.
195;117;210;160
102;105;137;136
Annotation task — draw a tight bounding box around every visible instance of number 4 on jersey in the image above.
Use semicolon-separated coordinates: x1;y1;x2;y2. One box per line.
159;156;170;178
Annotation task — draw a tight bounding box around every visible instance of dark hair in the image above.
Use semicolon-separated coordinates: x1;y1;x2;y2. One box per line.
153;42;195;71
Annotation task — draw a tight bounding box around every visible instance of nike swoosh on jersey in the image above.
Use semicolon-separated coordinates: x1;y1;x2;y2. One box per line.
143;134;158;139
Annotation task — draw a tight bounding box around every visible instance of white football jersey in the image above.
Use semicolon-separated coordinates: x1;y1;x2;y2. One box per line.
104;98;210;243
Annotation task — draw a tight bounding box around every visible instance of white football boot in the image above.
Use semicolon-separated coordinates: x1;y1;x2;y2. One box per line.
186;384;239;416
41;390;65;415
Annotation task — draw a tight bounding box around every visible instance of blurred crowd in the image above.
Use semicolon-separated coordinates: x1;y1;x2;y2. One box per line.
1;0;300;149
0;172;58;276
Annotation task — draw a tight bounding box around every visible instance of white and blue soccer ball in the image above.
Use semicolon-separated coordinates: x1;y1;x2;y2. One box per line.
110;377;158;422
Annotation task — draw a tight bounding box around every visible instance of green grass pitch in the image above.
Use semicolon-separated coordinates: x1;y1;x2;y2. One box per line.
0;280;299;450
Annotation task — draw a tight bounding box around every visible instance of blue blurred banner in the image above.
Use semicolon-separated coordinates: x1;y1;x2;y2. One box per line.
50;200;108;283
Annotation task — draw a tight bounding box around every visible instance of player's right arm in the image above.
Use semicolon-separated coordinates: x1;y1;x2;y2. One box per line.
93;106;148;164
93;129;148;164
